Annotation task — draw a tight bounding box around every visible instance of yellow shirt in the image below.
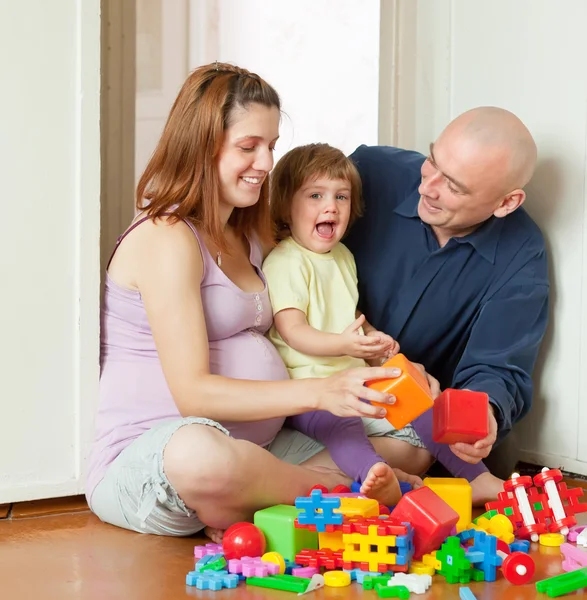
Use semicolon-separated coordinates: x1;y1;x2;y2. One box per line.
262;237;366;379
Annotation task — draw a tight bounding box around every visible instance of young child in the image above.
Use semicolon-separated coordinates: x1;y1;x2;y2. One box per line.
262;143;415;507
263;143;491;505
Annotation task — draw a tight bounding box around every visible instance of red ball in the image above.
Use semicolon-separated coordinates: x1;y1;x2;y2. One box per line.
222;522;266;560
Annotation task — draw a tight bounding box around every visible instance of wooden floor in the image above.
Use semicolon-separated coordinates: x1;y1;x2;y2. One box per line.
0;507;585;599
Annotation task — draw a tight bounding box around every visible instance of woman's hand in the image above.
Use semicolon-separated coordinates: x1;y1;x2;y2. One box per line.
315;366;401;418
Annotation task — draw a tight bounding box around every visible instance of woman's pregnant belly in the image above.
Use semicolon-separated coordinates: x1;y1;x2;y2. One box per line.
208;329;290;446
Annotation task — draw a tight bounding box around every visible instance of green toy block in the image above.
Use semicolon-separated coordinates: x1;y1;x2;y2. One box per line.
363;574;392;590
375;583;410;598
473;509;498;524
246;574;311;593
254;504;318;562
535;567;587;597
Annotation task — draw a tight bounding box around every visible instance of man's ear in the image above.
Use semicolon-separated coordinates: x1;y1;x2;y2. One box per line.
494;189;526;218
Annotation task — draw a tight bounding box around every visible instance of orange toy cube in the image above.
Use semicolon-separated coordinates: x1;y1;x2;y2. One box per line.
366;353;434;429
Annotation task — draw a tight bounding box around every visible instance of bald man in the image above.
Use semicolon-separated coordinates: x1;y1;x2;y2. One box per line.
345;107;549;504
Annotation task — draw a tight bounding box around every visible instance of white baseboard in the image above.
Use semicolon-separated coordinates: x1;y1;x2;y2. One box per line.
518;450;587;477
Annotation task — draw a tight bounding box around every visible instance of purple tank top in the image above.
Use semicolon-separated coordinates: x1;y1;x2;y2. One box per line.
85;216;288;502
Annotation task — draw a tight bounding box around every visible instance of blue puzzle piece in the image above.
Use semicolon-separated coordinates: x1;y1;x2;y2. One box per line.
459;587;477;600
354;570;382;584
284;559;300;575
295;489;342;532
510;540;530;554
457;529;477;543
469;531;502;582
195;553;226;572
186;570;239;590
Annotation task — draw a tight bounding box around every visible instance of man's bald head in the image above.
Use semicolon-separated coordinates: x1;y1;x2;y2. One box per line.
440;106;537;193
418;107;538;245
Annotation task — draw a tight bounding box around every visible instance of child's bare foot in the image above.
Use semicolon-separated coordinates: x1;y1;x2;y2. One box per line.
204;526;225;544
360;462;402;506
471;472;504;506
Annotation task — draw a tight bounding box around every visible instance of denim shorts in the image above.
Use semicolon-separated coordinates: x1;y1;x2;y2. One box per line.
89;416;423;536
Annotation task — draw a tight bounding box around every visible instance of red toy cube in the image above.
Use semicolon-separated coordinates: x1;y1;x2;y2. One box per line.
390;486;459;559
432;389;489;444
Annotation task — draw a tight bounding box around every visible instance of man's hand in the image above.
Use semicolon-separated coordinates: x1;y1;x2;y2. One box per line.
449;404;498;464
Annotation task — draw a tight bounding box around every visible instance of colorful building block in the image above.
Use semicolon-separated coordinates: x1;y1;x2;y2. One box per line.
432;389;488;444
254;504;318;561
194;543;223;559
424;477;472;533
366;353;434;429
436;537;474;584
535;567;587;597
467;530;502;582
185;570;239;590
390;486;460;559
342;522;414;572
318;530;344;551
246;574;312;593
294;489;343;532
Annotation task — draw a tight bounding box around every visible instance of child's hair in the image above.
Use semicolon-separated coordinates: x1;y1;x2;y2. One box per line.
270;143;363;241
136;62;280;251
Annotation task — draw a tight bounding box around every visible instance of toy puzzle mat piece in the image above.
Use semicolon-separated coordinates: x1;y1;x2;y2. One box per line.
366;353;433;429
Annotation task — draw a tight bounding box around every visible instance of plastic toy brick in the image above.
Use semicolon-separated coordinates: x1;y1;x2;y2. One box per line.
194;543;223;559
295;489;343;533
560;543;587;572
390;486;460;559
409;560;436;576
468;530;502;582
335;496;380;518
246;574;312;593
366;353;434;429
362;574;392;590
473;509;498;524
292;566;318;578
254;504;318;561
388;573;432;594
535;567;587;597
509;540;530;553
342;523;405;572
352;569;381;583
318;530;344;551
436;537;473;584
295;548;344;570
228;556;280;577
185;570;239;590
568;525;587;543
432;389;488;444
375;582;410;598
459;587;478;600
196;554;227;572
423;477;472;533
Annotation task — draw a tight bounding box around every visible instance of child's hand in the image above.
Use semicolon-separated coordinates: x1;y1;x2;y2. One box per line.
340;316;395;359
369;331;400;360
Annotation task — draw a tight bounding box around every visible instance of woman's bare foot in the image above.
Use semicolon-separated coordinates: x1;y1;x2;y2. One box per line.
391;467;424;490
470;472;504;506
204;526;225;544
360;462;402;506
304;464;353;490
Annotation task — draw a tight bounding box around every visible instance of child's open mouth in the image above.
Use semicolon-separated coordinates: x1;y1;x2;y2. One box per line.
316;221;336;239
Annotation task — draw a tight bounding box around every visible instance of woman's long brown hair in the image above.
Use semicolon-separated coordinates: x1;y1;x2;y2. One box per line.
136;62;280;250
